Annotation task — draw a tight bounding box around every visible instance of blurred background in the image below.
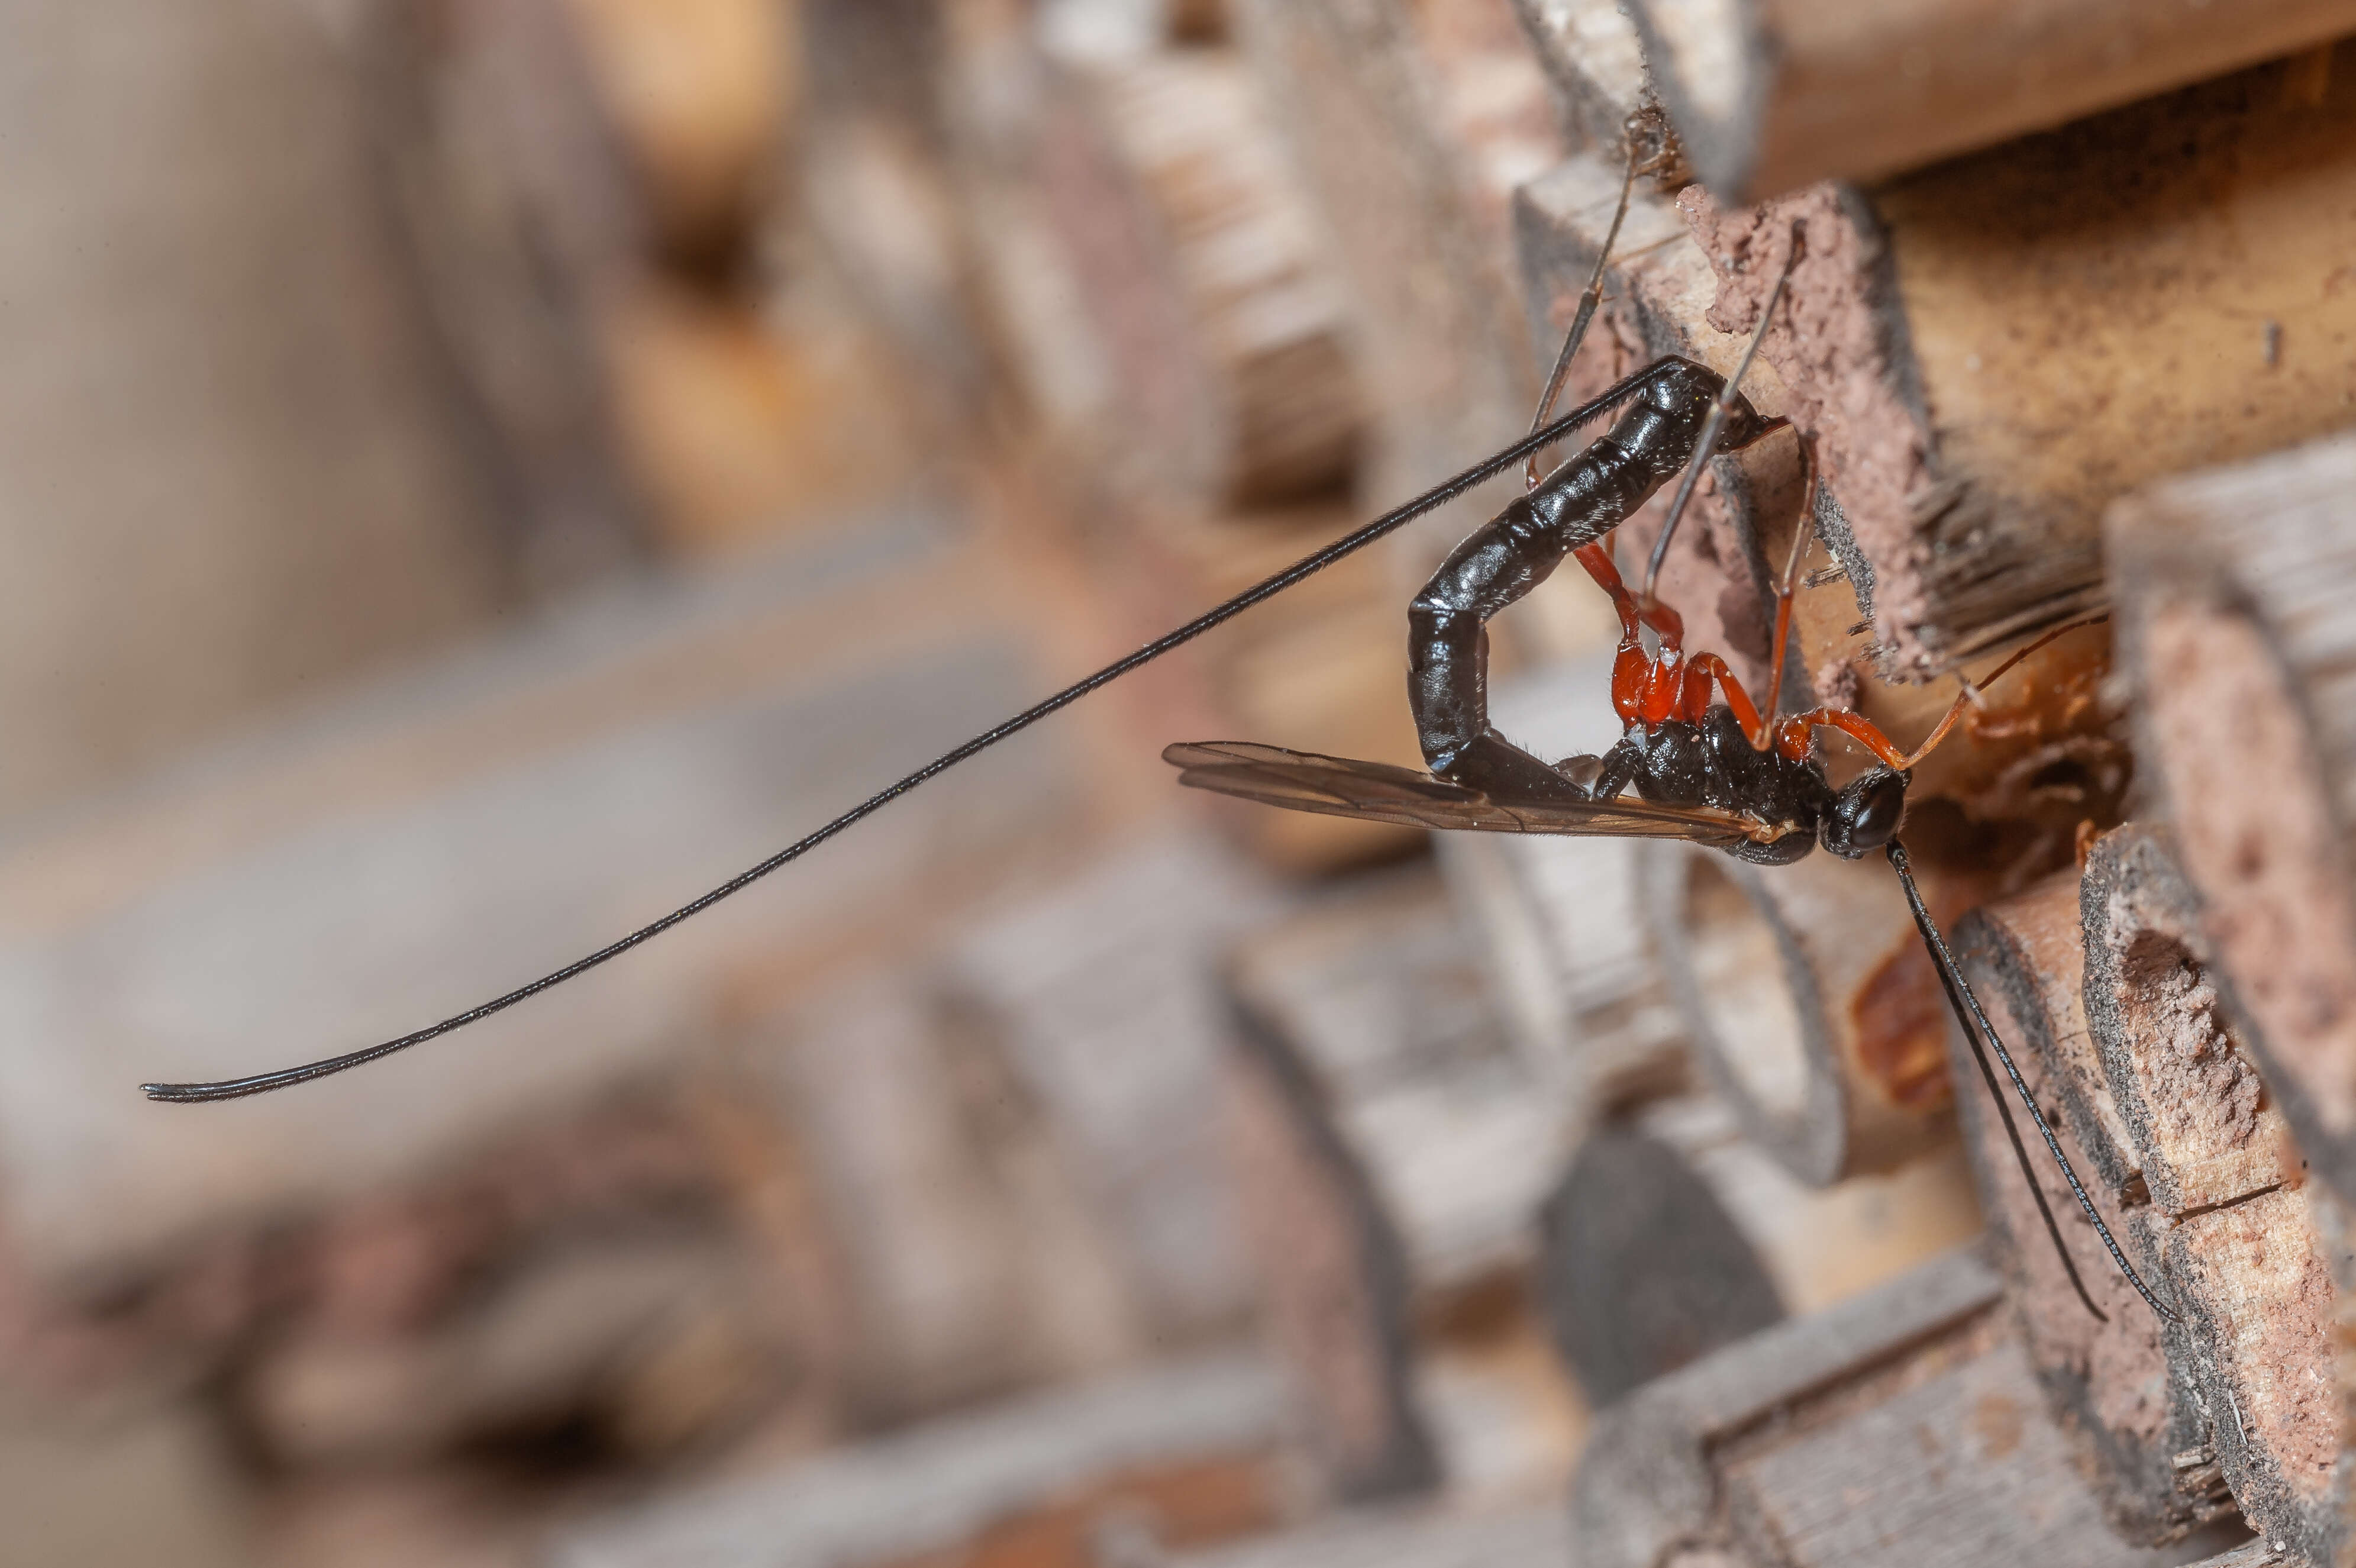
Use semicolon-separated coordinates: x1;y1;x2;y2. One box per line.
0;2;1995;1563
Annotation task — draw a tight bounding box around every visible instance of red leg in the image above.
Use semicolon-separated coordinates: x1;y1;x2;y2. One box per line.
1681;653;1771;748
1793;614;2112;772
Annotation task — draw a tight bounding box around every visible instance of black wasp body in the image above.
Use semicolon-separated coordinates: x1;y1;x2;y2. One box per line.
1409;357;1775;800
1572;705;1907;868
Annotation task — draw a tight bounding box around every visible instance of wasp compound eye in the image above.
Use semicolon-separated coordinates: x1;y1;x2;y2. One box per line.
1821;768;1907;859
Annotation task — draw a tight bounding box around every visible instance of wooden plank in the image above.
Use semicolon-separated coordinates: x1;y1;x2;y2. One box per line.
1228;0;1564;571
1027;44;1367;511
2080;824;2341;1557
0;0;514;823
1625;0;2356;204
2080;827;2293;1221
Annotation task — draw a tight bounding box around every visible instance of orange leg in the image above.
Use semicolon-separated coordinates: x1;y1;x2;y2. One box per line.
1784;615;2112;772
1578;541;1693;727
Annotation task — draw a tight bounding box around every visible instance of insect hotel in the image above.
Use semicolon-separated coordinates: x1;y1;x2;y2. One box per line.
1;1;2354;1564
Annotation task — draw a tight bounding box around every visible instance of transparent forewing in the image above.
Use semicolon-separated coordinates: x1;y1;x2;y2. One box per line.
1162;740;1764;847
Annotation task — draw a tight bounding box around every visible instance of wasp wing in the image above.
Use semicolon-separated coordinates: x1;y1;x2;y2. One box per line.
1163;740;1767;848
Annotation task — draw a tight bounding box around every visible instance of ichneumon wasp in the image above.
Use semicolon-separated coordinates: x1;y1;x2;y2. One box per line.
144;144;2173;1326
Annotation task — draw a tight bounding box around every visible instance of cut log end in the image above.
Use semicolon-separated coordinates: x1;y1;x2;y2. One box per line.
1948;877;2230;1544
1642;843;1954;1188
2110;437;2356;1206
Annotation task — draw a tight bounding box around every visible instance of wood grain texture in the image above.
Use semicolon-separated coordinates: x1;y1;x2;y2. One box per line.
1628;0;2356;204
2108;436;2356;1211
1948;873;2234;1545
1684;53;2356;679
1028;46;1366;509
1507;0;1651;151
2082;824;2340;1559
1577;1246;2265;1566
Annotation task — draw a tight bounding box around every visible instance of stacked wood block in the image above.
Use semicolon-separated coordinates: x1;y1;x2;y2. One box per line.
371;0;937;564
1574;1248;2264;1567
1218;864;1567;1499
1313;9;2356;1565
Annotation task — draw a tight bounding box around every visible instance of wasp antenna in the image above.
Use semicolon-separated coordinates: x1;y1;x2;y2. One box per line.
1524;144;1639;491
141;367;1661;1104
1887;842;2180;1324
1926;930;2108;1324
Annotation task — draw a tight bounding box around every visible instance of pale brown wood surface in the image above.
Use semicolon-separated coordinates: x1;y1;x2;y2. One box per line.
550;1352;1288;1568
2082;825;2339;1561
1949;873;2234;1544
1626;0;2356;204
1229;0;1564;572
1575;1248;2257;1567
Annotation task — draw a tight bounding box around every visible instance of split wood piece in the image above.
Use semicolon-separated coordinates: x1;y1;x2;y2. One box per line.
2107;436;2356;1211
1225;868;1567;1303
1573;1247;2261;1568
1227;0;1564;551
1641;840;1955;1186
364;0;655;592
1947;873;2234;1545
1626;0;2356;205
1027;46;1365;510
548;1351;1289;1568
2082;827;2341;1558
0;0;519;827
1683;54;2356;679
1511;151;1809;688
2081;826;2294;1221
